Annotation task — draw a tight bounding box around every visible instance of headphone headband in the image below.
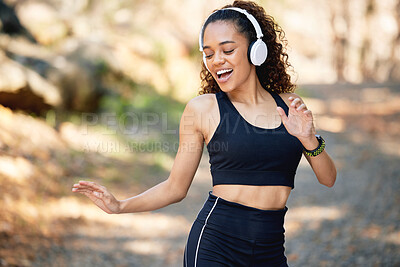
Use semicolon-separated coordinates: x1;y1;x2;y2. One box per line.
199;7;264;52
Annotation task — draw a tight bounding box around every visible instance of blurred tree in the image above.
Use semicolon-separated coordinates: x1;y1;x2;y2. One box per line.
360;0;375;82
389;0;400;81
329;0;349;82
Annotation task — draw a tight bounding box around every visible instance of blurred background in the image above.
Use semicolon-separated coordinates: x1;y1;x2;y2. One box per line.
0;0;399;266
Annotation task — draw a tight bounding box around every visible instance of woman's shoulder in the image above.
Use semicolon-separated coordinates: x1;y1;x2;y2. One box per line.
186;93;218;114
183;93;219;134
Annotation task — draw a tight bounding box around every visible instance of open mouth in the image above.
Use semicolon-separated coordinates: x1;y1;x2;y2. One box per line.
216;69;233;81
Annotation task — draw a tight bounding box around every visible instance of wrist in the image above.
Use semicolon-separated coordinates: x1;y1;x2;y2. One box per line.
303;135;326;157
300;135;319;150
116;200;123;214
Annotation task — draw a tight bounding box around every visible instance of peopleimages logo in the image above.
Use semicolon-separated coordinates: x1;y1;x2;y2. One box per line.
80;111;321;138
80;112;178;135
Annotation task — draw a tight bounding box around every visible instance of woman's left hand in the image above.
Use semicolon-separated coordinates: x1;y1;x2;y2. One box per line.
276;96;316;142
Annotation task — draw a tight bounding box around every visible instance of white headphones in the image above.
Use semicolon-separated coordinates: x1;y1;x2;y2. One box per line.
199;7;268;72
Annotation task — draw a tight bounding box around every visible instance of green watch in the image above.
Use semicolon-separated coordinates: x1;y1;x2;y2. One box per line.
303;135;325;157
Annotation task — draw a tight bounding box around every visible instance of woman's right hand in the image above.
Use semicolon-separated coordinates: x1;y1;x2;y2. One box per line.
72;181;121;214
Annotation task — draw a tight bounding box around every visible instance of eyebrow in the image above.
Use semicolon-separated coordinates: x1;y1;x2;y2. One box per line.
203;40;236;50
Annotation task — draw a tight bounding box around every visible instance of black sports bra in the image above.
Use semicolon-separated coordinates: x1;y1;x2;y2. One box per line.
206;89;303;189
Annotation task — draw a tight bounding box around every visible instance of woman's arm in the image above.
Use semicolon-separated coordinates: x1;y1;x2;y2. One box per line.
300;136;337;187
72;97;206;213
277;93;337;188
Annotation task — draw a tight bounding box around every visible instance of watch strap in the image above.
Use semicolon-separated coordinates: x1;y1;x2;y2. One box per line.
304;135;325;157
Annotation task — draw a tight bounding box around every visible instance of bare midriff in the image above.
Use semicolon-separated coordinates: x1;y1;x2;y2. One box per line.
212;184;291;210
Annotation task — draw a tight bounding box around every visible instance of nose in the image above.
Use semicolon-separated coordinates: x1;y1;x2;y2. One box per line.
212;51;225;67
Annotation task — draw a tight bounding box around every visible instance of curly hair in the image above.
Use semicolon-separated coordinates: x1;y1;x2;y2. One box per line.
198;0;296;95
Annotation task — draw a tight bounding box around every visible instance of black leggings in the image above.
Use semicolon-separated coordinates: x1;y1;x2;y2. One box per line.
184;191;289;267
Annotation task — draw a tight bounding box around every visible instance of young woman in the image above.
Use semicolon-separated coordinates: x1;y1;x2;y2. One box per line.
72;1;337;266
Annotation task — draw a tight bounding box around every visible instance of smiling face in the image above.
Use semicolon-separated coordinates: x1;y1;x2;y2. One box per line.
202;21;256;92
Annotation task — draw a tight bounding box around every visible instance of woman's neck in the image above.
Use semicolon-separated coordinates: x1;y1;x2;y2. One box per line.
226;69;267;105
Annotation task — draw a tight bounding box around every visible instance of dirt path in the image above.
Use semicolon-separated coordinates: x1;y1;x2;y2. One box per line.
29;154;212;267
27;84;400;267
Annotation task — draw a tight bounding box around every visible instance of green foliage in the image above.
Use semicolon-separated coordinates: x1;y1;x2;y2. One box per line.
94;59;110;77
295;86;312;98
153;41;167;67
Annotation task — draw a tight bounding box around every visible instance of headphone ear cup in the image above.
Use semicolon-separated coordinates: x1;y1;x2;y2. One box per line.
203;53;210;72
249;39;268;66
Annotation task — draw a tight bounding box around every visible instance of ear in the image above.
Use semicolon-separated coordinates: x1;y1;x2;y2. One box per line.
203;53;210;72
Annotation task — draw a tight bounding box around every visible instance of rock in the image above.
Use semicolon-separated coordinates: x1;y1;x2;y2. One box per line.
0;36;104;112
0;51;62;113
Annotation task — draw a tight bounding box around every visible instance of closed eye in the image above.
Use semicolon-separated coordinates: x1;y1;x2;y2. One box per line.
205;49;234;59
